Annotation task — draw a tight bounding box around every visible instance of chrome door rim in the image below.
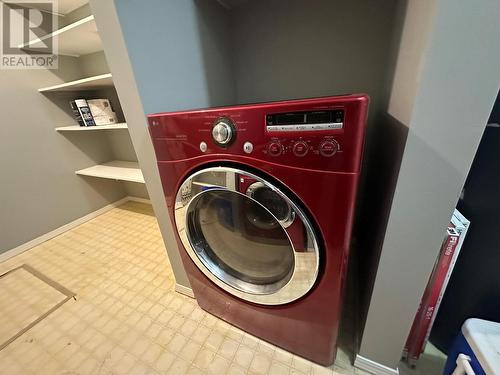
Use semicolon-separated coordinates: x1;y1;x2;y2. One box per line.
174;166;320;305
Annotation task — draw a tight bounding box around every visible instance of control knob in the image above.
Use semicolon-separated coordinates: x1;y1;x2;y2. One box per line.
212;118;235;146
319;139;339;157
292;141;309;157
267;141;283;157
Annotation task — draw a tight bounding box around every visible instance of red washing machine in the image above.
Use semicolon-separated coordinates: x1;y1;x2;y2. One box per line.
148;95;369;365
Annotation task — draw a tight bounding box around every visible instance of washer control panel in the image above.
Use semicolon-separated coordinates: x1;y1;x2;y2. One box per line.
148;94;368;173
209;117;341;159
265;137;341;158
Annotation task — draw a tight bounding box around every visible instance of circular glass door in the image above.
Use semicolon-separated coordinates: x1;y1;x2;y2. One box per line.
174;167;320;305
187;189;294;294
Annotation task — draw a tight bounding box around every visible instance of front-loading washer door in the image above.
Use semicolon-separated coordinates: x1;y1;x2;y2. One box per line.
174;166;320;305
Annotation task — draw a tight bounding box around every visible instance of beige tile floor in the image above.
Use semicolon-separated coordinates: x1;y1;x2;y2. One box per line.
0;266;68;347
0;201;370;375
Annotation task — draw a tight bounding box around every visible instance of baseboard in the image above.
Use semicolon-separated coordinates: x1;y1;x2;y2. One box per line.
126;196;151;204
0;196;141;263
175;283;195;298
354;355;399;375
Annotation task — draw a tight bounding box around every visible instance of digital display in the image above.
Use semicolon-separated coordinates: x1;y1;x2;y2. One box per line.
275;113;305;125
266;110;344;126
307;111;332;124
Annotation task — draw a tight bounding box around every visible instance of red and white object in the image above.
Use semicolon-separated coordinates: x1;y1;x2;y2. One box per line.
429;211;470;342
404;209;470;366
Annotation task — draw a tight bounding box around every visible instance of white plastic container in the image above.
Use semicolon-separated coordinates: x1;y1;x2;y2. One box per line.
444;318;500;375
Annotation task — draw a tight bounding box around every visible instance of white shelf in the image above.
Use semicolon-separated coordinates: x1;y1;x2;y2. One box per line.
20;16;102;57
38;73;113;92
76;161;144;184
56;123;128;132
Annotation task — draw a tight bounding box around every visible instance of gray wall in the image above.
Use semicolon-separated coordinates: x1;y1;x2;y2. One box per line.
358;0;500;369
232;0;397;109
387;0;437;125
0;55;126;253
113;0;235;114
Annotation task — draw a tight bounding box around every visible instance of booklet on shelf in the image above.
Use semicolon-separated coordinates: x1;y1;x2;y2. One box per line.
87;99;118;126
70;99;95;127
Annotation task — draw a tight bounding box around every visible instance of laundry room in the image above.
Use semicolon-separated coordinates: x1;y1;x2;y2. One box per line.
0;0;498;375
